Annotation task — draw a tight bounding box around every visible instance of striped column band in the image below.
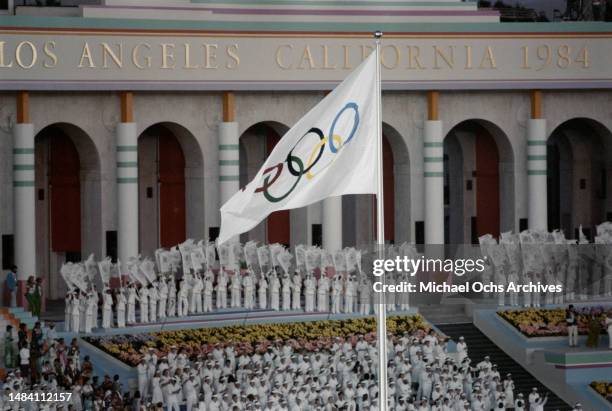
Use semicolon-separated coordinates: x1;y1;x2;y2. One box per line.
423;141;444;178
13;124;35;188
117;145;138;184
527;139;547;176
219;143;239;182
13;147;35;187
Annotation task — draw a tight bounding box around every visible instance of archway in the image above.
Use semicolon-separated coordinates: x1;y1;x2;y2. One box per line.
138;123;203;256
239;122;292;247
34;123;101;300
547;118;612;239
343;123;411;247
443;119;514;244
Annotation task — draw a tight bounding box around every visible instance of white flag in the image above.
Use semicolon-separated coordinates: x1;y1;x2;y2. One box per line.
218;52;378;244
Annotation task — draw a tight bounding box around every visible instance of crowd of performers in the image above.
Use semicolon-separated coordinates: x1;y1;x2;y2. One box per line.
125;329;563;411
479;224;612;307
61;241;414;333
59;222;612;333
2;320;575;410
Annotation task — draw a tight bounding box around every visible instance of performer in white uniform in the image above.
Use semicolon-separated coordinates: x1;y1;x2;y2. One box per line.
317;275;329;312
359;277;371;315
258;274;268;310
85;292;96;333
304;274;316;312
64;294;72;331
70;293;81;333
331;274;343;314
243;272;255;310
102;289;113;329
138;286;149;324
203;273;214;312
456;336;468;363
127;284;137;324
344;275;356;313
193;274;204;313
178;280;189;317
158;279;168;320
281;273;292;311
216;270;228;309
116;288;126;328
149;283;159;323
167;277;177;317
230;272;242;308
291;273;302;310
270;272;280;311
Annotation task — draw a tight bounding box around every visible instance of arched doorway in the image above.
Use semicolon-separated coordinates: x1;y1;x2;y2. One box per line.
443;120;514;244
138;123;194;256
370;135;396;243
343;124;410;247
35;123;100;300
239;122;292;247
547;118;612;239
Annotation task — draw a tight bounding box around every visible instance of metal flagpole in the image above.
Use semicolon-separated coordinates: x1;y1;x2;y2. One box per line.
374;30;389;411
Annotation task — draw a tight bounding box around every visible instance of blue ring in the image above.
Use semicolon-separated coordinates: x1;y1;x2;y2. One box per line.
328;102;359;154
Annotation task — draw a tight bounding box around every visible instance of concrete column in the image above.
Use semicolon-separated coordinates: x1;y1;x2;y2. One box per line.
322;197;343;251
13;122;36;306
219;122;240;204
424;120;444;244
219;91;240;243
116;122;139;267
527;118;548;230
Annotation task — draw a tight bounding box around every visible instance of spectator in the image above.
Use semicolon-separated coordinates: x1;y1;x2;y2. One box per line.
3;325;15;369
18;341;30;378
5;265;17;307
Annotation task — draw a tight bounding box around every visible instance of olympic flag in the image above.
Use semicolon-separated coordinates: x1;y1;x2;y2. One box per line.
217;51;378;245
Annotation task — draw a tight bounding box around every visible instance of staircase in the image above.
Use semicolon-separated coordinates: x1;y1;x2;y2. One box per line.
0;307;41;329
436;323;570;411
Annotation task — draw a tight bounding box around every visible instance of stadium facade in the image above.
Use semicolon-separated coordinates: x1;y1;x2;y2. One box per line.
1;0;612;301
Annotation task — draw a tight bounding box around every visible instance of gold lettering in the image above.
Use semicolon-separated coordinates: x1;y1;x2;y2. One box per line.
43;41;57;68
321;45;336;70
132;43;151;69
557;44;571;68
0;41;14;68
204;44;218;69
433;46;454;69
101;42;123;68
521;45;531;69
15;41;37;69
342;45;352;69
226;44;240;69
406;46;424;70
160;43;175;69
298;46;316;69
576;46;589;68
275;45;293;69
381;45;400;69
479;46;497;69
183;43;199;69
464;46;473;69
78;42;95;68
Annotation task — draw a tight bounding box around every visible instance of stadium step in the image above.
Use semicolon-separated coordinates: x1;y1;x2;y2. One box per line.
435;322;570;411
0;307;41;338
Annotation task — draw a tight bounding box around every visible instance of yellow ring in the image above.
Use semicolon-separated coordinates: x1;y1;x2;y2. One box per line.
306;134;343;180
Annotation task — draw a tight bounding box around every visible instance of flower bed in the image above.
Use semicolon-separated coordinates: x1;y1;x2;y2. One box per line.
84;315;430;367
590;381;612;404
497;307;611;337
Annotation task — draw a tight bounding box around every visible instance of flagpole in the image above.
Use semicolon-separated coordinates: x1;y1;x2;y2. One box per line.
374;30;388;411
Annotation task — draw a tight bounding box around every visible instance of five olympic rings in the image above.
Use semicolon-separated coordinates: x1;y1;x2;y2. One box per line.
254;102;360;203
